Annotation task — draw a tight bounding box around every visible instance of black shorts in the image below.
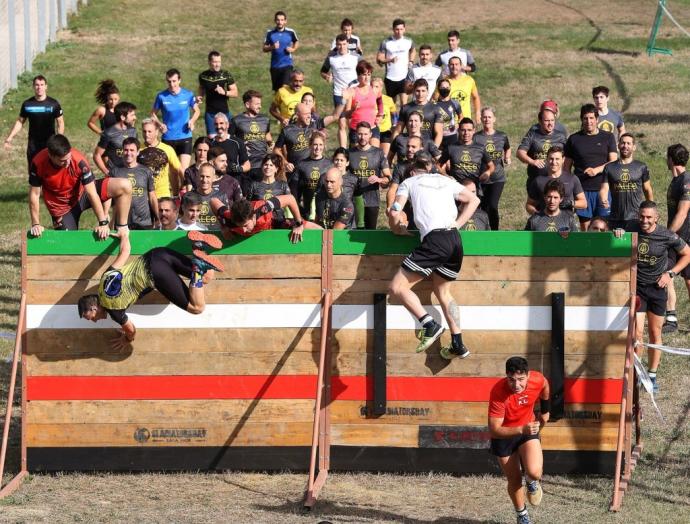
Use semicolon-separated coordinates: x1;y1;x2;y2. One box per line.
53;178;110;230
163;138;193;157
380;130;393;144
490;433;540;457
270;66;293;92
636;282;667;317
384;78;406;99
402;228;463;281
667;248;690;280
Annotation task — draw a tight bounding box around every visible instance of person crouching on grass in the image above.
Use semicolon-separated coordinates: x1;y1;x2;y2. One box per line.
489;356;550;524
210;194;321;243
387;151;480;357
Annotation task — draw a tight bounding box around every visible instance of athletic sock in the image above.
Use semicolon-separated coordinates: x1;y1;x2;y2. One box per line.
451;332;463;348
190;270;204;288
648;370;657;378
516;506;528;517
419;314;433;327
665;310;676;320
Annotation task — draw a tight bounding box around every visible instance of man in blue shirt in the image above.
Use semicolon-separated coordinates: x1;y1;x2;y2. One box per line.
262;11;300;92
150;68;200;175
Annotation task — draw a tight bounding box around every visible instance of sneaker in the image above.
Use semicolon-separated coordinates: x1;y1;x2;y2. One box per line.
650;375;659;394
526;479;543;506
192;249;225;274
517;512;532;524
188;231;223;251
440;342;471;360
662;314;678;333
414;322;444;353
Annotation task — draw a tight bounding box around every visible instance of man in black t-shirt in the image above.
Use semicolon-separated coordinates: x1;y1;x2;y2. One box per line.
516;105;567;190
349;122;391;229
600;134;653;230
443;118;493;191
524;179;579;233
93;102;138;175
388;111;441;166
663;144;690;334
315;168;355;229
615;200;690;392
110;137;157;230
211;114;251;194
526;146;585;215
198;51;238;138
564;104;618;230
4;75;64;165
393;79;443;146
232;90;272;181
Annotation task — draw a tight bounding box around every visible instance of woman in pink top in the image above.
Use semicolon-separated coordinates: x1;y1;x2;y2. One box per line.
343;61;382;147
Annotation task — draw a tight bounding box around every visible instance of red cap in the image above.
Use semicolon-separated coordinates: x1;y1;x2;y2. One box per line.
540;99;559;115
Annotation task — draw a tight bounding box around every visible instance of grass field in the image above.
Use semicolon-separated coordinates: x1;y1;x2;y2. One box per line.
1;0;690;522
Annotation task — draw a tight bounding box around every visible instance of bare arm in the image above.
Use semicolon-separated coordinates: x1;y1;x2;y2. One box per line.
516;149;535;167
643;179;653;201
148;191;159;224
83;181;111;240
599;181;610;208
93;145;109;176
149;109;167;134
110;229;132;269
455;190;481;229
562;157;573;173
87;107;106;135
525;197;539;215
471;87;481;123
4;117;26;148
388;192;411;235
56;115;65;135
668;201;690;234
28;186;44;237
188;103;201;132
573;191;587;210
269;102;288;127
433;122;443;147
286;40;300;54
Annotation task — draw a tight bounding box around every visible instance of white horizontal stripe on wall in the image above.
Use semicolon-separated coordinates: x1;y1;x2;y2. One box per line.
27;304;628;332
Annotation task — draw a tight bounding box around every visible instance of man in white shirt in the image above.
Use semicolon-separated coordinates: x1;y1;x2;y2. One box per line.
405;45;441;102
321;34;361;107
377;18;415;105
435;29;476;76
388;151;480;358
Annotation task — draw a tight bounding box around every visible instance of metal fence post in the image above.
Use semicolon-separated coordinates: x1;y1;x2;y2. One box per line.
8;0;17;88
23;0;30;71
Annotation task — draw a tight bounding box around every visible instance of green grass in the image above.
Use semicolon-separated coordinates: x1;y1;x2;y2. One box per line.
1;0;690;521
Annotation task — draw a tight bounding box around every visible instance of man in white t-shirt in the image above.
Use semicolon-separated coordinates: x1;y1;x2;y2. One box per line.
377;18;415;106
321;34;362;107
405;45;442;102
388;151;480;357
435;29;476;76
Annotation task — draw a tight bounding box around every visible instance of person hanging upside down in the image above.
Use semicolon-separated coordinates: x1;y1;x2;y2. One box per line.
77;230;224;350
210;194;321;243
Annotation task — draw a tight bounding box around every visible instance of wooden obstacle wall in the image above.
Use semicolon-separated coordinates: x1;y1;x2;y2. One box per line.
21;230;633;473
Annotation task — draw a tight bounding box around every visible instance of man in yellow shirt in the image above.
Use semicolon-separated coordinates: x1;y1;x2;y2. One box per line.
269;69;313;127
141;118;182;197
442;56;480;124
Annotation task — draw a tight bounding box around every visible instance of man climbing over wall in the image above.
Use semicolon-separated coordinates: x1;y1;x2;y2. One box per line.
77;229;224;350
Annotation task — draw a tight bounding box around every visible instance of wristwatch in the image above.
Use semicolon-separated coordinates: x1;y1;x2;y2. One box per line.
667;270;677;278
292;220;303;228
98;219;109;226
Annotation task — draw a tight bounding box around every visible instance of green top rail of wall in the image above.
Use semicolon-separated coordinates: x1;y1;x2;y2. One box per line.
26;230;633;258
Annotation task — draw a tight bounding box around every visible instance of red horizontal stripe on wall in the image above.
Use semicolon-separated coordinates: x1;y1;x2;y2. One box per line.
26;376;623;403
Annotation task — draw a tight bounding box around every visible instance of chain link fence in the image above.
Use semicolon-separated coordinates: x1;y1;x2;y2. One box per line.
0;0;86;103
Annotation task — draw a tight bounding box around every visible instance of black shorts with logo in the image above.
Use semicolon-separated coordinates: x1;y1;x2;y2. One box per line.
401;228;463;281
636;282;667;317
490;433;540;457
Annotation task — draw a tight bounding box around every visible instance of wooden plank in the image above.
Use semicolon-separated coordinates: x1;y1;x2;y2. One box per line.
27;254;321;281
328;423;619;450
26;328;320;355
333;279;630;307
24;348;625;379
332;255;630;282
28;279;322;305
26;399;316;425
331;330;627;355
26;422;313;447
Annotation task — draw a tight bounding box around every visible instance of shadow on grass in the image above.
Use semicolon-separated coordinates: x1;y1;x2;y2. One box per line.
253;499;501;523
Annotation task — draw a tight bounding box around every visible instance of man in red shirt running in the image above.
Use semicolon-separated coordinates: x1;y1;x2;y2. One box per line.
488;356;550;524
28;134;132;238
